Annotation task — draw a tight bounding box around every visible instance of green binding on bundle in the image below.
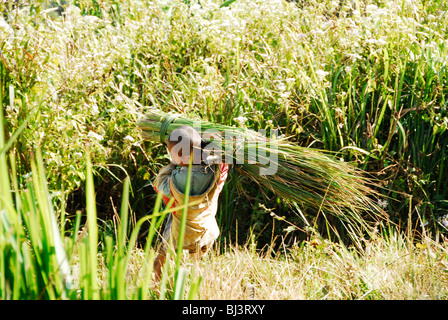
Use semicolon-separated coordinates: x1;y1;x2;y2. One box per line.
139;109;386;239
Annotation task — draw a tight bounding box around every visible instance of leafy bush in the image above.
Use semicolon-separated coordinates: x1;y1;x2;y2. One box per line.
1;0;447;242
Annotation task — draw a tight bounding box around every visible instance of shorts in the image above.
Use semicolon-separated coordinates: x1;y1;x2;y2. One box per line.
160;213;215;258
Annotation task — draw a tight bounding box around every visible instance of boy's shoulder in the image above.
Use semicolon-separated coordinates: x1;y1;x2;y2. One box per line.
171;164;216;196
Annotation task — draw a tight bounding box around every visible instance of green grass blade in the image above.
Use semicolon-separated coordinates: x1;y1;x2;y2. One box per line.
175;157;193;270
85;153;99;299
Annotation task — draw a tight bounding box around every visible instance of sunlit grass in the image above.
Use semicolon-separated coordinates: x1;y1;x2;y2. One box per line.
139;108;385;243
0;95;200;299
196;232;448;300
1;0;448;300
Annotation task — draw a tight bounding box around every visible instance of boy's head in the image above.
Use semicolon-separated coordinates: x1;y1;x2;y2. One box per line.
167;125;202;166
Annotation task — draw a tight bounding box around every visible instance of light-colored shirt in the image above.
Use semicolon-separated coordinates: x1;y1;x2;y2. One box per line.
171;164;215;196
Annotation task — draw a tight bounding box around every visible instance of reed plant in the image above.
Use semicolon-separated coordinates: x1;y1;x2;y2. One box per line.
0;86;71;299
1;0;448;300
2;0;446;234
0;88;200;299
197;229;448;300
139;109;384;242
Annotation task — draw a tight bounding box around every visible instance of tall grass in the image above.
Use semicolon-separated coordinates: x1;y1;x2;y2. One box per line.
0;87;200;299
197;230;448;299
0;85;71;299
1;0;448;299
140;109;385;243
2;0;445;237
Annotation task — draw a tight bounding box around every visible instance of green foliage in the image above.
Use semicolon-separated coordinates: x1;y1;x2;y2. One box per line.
1;0;448;299
0;145;200;300
1;0;445;233
0;89;200;299
0;91;71;299
140;109;384;243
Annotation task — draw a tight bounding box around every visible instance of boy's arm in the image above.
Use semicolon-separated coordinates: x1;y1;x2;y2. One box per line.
218;163;229;185
214;163;229;194
153;163;176;205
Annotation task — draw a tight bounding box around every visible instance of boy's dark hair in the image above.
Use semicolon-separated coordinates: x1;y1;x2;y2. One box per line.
167;125;203;162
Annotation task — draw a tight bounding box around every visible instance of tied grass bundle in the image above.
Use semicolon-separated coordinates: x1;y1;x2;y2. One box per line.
139;109;384;236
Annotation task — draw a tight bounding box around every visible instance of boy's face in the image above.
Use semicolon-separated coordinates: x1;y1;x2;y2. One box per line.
167;143;191;166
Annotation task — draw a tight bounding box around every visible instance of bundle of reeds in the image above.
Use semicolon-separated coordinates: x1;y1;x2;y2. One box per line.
139;109;384;236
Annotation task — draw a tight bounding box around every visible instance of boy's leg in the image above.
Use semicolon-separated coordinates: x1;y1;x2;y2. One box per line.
154;213;173;282
188;244;210;277
153;248;166;282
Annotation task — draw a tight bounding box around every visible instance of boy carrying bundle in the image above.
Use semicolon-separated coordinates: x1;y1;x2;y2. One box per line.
152;125;228;281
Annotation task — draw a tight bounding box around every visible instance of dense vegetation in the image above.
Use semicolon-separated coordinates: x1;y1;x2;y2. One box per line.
1;0;448;299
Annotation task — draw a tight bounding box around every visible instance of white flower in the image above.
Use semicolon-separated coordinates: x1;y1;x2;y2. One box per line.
91;103;99;115
439;214;448;228
366;4;378;13
277;82;286;91
378;199;388;209
348;53;363;62
88;131;104;141
190;3;202;11
0;16;12;36
124;135;134;142
233;116;247;124
83;15;99;24
22;172;32;179
315;69;329;81
279;91;291;99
